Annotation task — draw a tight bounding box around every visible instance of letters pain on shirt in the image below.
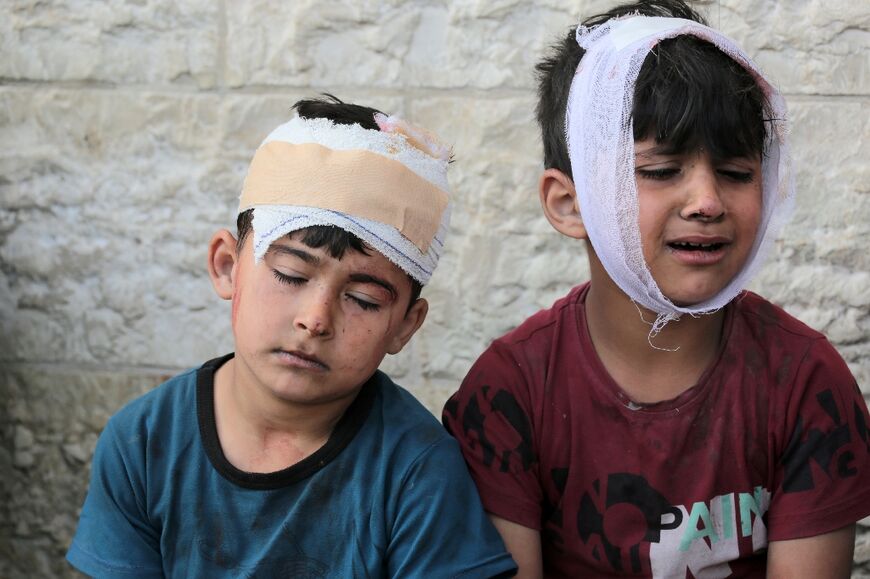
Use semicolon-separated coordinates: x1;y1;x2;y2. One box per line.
445;378;870;578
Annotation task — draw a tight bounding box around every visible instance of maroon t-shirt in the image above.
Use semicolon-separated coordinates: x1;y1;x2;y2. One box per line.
443;283;870;577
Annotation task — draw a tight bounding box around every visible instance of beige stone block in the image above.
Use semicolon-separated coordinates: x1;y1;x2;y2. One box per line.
787;100;869;233
409;95;543;228
856;531;870;566
224;0;589;89
225;0;867;94
1;0;219;87
0;366;162;579
0;88;233;366
712;0;870;95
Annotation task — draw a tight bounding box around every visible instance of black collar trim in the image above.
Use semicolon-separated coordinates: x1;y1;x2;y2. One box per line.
196;353;376;490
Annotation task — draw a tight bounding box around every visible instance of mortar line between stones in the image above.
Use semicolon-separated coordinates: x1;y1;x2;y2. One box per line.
0;80;867;104
1;361;187;376
0;78;870;103
0;80;536;100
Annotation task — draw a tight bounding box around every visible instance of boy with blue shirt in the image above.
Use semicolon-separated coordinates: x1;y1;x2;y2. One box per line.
443;1;870;577
67;96;517;578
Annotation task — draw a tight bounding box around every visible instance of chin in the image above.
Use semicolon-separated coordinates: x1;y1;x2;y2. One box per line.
666;288;721;308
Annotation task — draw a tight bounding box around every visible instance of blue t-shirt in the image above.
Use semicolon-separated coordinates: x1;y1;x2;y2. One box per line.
67;354;516;578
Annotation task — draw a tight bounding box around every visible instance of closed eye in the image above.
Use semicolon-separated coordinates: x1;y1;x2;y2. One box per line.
636;167;680;181
718;169;755;183
346;294;381;312
272;269;306;286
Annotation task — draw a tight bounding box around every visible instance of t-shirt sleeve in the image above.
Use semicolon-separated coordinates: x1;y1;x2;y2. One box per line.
386;436;518;579
442;342;543;531
66;418;164;578
767;337;870;541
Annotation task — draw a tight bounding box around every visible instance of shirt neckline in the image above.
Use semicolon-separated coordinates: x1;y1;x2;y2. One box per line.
573;284;736;416
196;353;377;490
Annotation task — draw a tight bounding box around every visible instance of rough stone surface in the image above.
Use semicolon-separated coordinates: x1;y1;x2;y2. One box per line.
0;0;868;576
719;1;870;95
1;0;219;87
224;0;610;90
0;367;164;579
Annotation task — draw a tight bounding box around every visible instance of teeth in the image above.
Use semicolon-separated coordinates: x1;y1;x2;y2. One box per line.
672;241;720;250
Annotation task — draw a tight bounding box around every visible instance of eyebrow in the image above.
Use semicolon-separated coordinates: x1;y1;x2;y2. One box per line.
634;147;759;162
268;244;320;264
634;145;671;159
348;273;398;300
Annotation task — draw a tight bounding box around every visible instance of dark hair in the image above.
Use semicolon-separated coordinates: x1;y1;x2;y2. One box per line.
535;0;768;180
237;94;423;309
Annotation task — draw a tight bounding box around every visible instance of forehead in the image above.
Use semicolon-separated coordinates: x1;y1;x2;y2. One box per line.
267;233;411;285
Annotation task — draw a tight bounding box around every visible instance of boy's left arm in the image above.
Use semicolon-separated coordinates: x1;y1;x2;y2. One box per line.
766;524;856;578
386;435;517;579
766;338;870;576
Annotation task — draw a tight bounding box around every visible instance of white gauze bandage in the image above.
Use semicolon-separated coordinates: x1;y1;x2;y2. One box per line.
566;16;795;332
238;114;453;285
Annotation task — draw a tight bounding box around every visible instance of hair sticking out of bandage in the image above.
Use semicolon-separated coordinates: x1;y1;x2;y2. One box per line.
565;15;794;338
239;114;453;285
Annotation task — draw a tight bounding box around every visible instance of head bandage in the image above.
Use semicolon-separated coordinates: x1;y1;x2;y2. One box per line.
566;16;795;333
239;114;452;285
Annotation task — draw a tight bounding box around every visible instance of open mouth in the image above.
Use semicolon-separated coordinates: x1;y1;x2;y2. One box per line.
668;241;726;252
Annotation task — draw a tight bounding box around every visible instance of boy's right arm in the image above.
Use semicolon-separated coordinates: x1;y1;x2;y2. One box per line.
67;419;163;578
489;515;543;579
443;342;545;578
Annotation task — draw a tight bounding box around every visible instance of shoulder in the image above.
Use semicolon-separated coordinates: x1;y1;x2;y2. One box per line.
465;284;588;384
738;295;870;540
371;371;451;450
730;293;862;459
729;291;849;379
105;364;199;435
364;372;480;493
732;291;827;341
94;363;204;472
496;283;587;348
457;284;587;385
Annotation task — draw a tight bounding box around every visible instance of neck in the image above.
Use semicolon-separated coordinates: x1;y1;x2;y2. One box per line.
585;260;726;404
213;357;356;473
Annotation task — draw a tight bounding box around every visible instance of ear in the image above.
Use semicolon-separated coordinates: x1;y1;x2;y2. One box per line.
539;168;587;239
207;229;239;300
386;298;429;355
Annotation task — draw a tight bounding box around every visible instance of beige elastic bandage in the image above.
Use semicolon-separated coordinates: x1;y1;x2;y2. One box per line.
239;115;453;285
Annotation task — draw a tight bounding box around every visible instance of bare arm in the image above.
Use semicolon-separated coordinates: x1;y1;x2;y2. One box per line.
766;524;855;579
489;515;543;579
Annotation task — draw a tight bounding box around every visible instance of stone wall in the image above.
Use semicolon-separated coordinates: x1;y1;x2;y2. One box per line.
1;0;868;576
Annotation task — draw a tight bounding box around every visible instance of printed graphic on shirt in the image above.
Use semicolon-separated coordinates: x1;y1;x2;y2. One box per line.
453;386;536;473
649;487;770;578
573;472;770;577
446;374;870;578
781;388;865;492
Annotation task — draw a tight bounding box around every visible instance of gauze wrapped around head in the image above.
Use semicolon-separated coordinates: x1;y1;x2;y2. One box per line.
566;16;794;333
238;114;453;285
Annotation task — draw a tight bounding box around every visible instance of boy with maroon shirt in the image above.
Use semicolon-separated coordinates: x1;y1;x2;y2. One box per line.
442;1;870;577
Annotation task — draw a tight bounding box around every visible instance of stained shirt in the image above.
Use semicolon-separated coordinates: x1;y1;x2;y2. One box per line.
68;354;517;578
443;284;870;577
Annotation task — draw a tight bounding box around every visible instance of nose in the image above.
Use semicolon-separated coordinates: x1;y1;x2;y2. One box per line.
294;289;334;338
680;163;725;222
